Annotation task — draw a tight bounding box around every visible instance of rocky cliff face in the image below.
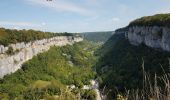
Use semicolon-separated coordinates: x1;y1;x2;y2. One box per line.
126;26;170;52
0;36;83;78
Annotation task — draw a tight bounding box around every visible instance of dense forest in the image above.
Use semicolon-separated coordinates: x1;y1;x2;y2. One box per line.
0;41;100;100
82;31;113;43
129;13;170;27
0;28;77;46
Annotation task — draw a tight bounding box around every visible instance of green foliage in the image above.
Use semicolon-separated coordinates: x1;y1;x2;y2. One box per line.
0;28;79;46
0;41;99;99
96;33;170;99
23;80;64;100
6;46;14;55
81;90;97;100
96;33;124;57
71;89;97;100
129;13;170;27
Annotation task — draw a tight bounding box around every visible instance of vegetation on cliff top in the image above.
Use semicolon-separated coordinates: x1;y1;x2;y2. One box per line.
129;13;170;27
0;41;99;100
0;28;79;46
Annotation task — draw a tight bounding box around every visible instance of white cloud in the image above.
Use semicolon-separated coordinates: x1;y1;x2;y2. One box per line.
24;0;90;15
0;21;46;27
85;16;99;21
112;17;120;22
13;27;20;30
41;22;46;26
155;7;170;14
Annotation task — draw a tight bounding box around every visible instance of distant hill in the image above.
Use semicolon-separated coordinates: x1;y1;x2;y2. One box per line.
82;31;114;43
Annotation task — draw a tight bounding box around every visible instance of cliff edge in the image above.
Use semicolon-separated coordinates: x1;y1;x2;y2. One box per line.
124;14;170;52
0;36;83;78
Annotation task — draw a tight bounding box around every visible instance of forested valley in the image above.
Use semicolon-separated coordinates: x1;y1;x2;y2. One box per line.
1;14;170;100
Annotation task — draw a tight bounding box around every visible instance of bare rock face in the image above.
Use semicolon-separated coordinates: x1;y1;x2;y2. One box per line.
0;36;83;78
127;26;170;52
162;28;170;51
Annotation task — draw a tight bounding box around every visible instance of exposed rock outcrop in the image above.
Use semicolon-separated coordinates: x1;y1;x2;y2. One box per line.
0;36;83;78
126;26;170;52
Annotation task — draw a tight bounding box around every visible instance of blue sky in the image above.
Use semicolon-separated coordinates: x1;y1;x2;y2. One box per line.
0;0;170;32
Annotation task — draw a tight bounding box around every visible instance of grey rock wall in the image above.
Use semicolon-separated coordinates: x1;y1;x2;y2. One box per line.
0;36;83;78
127;26;170;52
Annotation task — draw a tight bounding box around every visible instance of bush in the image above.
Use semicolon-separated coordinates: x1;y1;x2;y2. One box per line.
6;46;14;55
81;90;97;100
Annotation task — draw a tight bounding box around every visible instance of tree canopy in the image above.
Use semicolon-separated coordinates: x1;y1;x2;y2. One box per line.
0;28;78;46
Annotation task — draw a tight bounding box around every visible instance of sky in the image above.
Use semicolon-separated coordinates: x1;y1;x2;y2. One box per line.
0;0;170;32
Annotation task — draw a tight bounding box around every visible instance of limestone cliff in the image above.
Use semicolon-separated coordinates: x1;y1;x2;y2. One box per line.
119;14;170;52
126;26;170;52
0;36;83;78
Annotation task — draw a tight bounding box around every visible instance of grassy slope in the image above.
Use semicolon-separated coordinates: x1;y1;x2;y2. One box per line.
96;33;170;98
0;41;99;100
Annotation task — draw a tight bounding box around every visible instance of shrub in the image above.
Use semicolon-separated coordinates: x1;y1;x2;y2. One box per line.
6;46;14;55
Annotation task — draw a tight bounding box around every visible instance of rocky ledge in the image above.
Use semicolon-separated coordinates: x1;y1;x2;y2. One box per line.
0;36;83;78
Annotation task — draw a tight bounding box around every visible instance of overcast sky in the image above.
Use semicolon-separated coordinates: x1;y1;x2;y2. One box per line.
0;0;170;32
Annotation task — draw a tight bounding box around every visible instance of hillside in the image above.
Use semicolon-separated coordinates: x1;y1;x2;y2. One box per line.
82;31;113;43
0;41;99;100
96;14;170;99
96;32;170;99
